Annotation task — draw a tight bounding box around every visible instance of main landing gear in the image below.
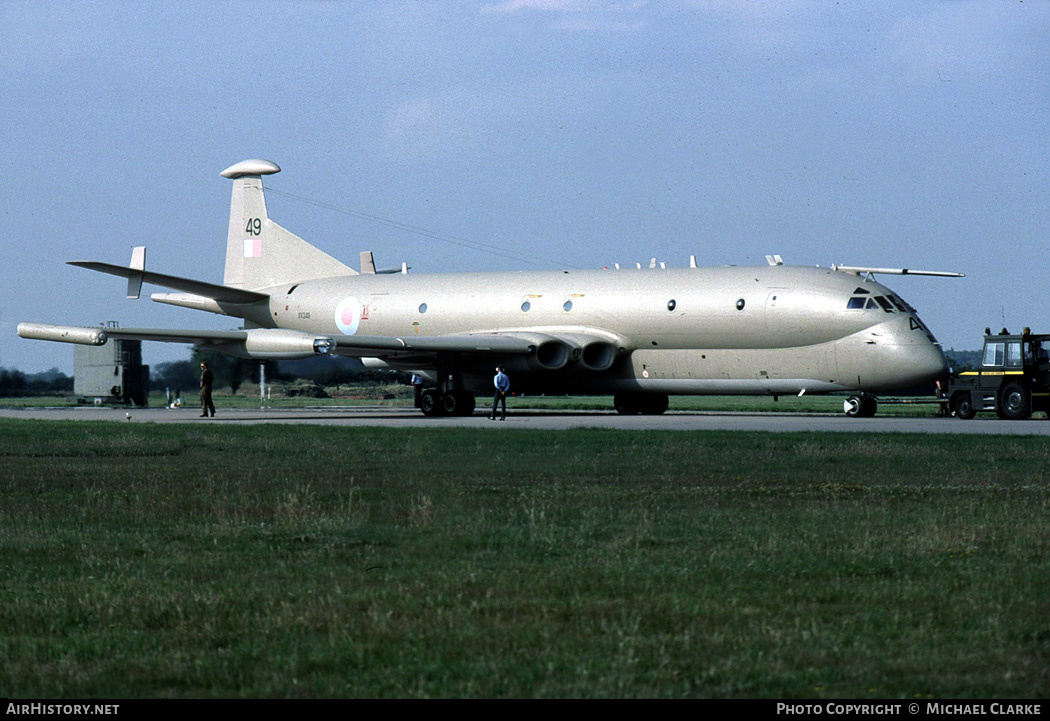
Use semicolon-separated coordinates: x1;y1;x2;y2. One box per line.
613;392;669;415
419;388;477;417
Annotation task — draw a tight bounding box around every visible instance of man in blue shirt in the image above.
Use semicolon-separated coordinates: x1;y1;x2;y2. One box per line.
490;365;510;421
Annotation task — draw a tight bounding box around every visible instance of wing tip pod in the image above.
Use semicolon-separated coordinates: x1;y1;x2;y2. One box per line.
18;322;108;346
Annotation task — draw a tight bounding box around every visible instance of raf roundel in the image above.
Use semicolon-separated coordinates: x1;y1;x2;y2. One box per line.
334;296;362;335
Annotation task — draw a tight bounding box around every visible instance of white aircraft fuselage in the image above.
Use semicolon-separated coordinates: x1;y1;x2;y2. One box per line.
18;158;958;416
242;265;946;397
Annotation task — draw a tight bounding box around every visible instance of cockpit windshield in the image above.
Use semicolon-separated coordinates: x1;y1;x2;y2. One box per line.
845;287;914;314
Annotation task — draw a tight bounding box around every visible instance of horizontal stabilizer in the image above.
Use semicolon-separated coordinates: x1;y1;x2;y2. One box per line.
69;261;270;304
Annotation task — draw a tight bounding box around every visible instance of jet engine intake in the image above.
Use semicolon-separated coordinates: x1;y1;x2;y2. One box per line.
577;340;617;371
530;339;570;370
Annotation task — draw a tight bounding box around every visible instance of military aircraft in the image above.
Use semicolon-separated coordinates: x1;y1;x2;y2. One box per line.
19;159;963;417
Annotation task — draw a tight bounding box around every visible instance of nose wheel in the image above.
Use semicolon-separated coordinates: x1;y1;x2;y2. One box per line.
844;394;878;418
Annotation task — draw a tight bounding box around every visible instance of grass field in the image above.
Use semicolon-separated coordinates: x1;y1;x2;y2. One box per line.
1;419;1047;698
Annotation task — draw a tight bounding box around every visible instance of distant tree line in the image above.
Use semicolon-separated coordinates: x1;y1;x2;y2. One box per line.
0;367;74;397
944;349;980;373
148;347;411;395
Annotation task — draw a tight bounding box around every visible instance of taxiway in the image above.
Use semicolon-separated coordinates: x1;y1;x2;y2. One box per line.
2;406;1049;435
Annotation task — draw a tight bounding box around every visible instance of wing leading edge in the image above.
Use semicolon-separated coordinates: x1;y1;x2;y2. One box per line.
17;323;624;370
17;323;548;361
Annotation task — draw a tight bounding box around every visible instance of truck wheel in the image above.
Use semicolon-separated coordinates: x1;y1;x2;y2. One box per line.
952;393;975;420
999;382;1031;420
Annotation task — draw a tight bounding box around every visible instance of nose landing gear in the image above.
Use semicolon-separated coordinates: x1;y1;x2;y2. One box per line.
844;394;878;418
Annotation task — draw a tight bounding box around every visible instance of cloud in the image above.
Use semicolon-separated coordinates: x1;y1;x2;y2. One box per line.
482;0;596;14
480;0;648;31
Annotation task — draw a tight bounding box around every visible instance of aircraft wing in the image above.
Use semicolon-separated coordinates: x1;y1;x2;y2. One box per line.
18;323;622;368
17;323;553;362
328;332;542;355
68;261;269;304
330;329;627;372
18;323;251;347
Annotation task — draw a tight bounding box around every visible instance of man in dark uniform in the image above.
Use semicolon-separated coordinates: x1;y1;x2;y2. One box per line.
199;362;215;417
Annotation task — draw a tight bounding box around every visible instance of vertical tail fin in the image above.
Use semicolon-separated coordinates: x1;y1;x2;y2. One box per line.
220;159;356;290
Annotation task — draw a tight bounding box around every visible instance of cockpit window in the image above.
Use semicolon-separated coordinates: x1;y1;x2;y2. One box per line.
892;294;916;313
845;290;917;313
888;295;908;312
983;342;1005;367
874;296;894;312
1006;341;1023;368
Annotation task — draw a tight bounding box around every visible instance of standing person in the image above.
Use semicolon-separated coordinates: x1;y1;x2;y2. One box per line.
199;362;216;418
411;374;424;409
490;365;509;421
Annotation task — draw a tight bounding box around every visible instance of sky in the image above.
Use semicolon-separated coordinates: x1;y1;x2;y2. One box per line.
2;0;1048;374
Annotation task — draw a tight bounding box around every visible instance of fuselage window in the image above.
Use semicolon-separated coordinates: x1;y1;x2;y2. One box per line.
521;301;531;312
563;300;573;312
418;303;427;314
847;297;866;309
736;298;745;311
667;299;676;311
874;296;894;312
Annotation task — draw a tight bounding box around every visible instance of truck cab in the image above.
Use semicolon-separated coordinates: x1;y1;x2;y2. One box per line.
948;327;1050;420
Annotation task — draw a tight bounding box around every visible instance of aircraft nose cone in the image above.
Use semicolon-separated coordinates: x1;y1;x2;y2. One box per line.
840;318;948;392
875;324;948;391
897;337;949;386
